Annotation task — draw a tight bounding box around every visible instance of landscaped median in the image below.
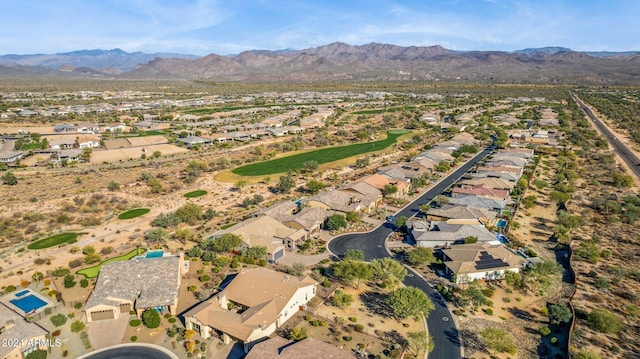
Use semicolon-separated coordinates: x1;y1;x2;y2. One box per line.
228;129;411;177
76;248;147;278
27;232;84;250
117;208;151;220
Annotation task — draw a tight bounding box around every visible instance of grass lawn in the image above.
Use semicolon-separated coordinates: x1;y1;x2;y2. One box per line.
76;248;147;278
184;190;208;198
231;129;410;177
220;222;237;230
27;232;81;250
118;208;151;220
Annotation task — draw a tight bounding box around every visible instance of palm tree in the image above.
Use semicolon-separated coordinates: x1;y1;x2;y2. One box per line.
32;271;44;288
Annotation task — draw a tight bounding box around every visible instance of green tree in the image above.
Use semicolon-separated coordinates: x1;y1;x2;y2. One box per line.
326;214;348;231
331;289;354;308
209;234;243;252
147;178;162;193
481;327;517;355
176;202;203;225
407;331;434;357
343;249;364;261
307;179;325;194
548;303;572;325
243;246;268;260
142;309;161;329
355;157;370;168
383;184;398;197
172;228;195;243
70;320;85;333
50;313;67;327
387;286;435;321
2;171;18;185
612;172;634;188
522;195;537;209
84;252;102;264
287;327;307;341
31;271;44;287
277;173;296;193
234;179;247;192
303;160;319;172
550;190;570;204
588;308;622;334
370;258;407;289
463;236;478;244
63;274;76;288
407;247;435;266
332;260;372;289
145;228;168;243
80;147;92;162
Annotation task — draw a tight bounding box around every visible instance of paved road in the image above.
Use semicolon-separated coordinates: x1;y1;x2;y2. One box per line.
328;144;494;359
572;93;640;179
77;343;179;359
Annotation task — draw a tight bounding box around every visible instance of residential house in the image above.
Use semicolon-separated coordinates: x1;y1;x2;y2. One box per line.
208;216;306;262
282;126;304;134
53;124;75;133
449;194;507;211
101;122;126;132
408;219;498;248
352;174;411;198
76;122;100;133
305;189;381;214
470;170;520;182
203;134;229;143
485;157;528;168
476;165;523;179
426;204;497;226
83;255;184;322
414;149;454;164
184;267;317;353
442;243;527;283
133;121;159;130
246;336;353;359
451;184;510;202
0;303;49;359
257;201;328;246
261;117;284;128
48;137;76;150
0;151;25;164
459;177;516;191
176;136;213;148
77;136;101;149
142;114;160;121
56;149;83;162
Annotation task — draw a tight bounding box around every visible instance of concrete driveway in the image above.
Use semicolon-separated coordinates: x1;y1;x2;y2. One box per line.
87;315;129;349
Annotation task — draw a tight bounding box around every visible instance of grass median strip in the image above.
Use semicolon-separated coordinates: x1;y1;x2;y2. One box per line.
231;129;410;177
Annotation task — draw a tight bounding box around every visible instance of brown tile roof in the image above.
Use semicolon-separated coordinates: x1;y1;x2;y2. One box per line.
211;216;297;254
185;268;317;342
246;336;354;359
452;184;509;200
442;243;526;275
84;256;181;311
426;204;497;222
0;303;48;357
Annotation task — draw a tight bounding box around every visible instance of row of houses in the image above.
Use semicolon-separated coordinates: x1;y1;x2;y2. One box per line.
53;122;126;134
407;148;536;283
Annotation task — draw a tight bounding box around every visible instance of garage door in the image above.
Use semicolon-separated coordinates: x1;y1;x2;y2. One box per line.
90;310;115;321
120;303;131;313
273;248;285;261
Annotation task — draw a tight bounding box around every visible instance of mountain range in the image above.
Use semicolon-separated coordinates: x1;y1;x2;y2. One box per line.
1;43;639;85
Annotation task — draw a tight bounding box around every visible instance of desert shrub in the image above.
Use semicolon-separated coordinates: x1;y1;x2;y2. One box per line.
539;326;552;336
130;319;142;327
354;324;365;332
142;309;160;329
50;313;67;327
130;336;138;342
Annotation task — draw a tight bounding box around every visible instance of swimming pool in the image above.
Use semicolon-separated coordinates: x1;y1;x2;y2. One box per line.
10;294;48;314
145;250;163;259
496;234;509;244
497;219;507;229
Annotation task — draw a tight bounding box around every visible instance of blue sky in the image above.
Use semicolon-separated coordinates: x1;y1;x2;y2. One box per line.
1;0;638;55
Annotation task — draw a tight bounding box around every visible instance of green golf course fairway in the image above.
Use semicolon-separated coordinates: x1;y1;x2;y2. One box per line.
27;232;80;250
232;129;410;176
117;208;151;220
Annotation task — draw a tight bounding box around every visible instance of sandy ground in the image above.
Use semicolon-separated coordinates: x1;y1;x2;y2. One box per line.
90;144;189;163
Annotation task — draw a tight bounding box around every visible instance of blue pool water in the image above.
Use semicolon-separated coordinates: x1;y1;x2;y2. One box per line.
496;234;509;244
10;295;47;314
15;289;30;297
497;219;507;229
145;250;163;259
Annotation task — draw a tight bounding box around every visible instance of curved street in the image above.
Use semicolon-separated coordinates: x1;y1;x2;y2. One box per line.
328;144;494;359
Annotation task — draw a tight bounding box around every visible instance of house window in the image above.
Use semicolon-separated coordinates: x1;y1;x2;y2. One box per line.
192;323;201;333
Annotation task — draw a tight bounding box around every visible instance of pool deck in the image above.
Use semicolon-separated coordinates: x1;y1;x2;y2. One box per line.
1;287;54;317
